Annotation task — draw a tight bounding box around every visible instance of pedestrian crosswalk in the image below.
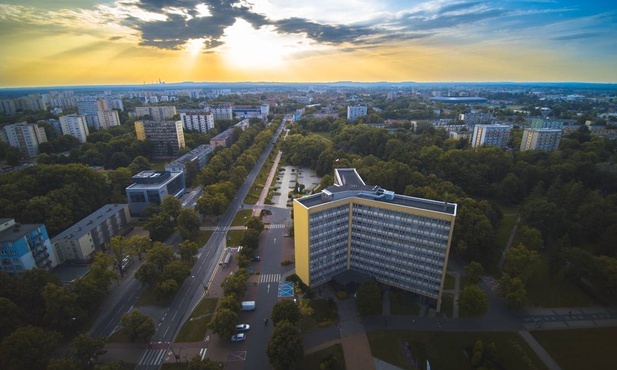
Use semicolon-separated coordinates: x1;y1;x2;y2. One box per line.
138;349;168;367
266;224;287;229
260;273;281;283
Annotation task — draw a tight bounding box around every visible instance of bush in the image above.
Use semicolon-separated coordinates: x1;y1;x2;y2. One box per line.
281;259;293;266
336;291;348;300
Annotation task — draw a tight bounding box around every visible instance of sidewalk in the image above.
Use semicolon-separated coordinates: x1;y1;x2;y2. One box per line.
252;150;282;217
518;331;562;370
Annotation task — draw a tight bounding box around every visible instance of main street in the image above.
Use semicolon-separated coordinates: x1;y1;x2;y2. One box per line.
138;119;287;369
90;118;287;370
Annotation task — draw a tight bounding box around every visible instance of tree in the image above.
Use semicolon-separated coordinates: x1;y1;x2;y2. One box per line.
147;242;174;271
471;339;483;367
120;310;155;342
0;326;61;370
515;225;544;251
298;298;314;318
108;236;132;277
67;333;107;368
128;235;152;261
135;262;159;287
464;261;485;284
457;285;488;316
497;274;528;309
177;208;201;238
186;355;221;370
208;308;237;340
128;156;152;175
267;320;303;370
145;212;175;242
42;283;83;331
271;299;301;326
503;244;540;283
47;357;81;370
0;297;21;338
245;216;264;233
155;279;179;301
161;195;182;224
177;240;199;262
162;260;191;285
241;228;261;251
218;294;241;313
221;271;248;297
355;280;382;316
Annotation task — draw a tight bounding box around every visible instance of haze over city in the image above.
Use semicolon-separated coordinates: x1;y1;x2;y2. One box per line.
1;0;616;87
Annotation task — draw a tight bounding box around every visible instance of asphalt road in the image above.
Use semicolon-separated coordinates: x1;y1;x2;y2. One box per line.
132;119;288;369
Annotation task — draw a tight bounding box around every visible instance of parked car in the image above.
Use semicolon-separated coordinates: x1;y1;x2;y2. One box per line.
235;324;250;332
251;255;261;262
231;333;246;342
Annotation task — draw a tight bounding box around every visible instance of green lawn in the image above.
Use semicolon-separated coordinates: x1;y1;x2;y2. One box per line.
174;298;218;342
226;230;244;247
444;274;455;290
368;330;548;370
187;230;213;246
531;327;617;370
231;209;253;226
496;216;518;249
299;343;345;370
390;291;421;316
439;293;454;318
301;298;339;331
526;257;596;307
135;288;175;307
313;131;334;142
150;159;168;171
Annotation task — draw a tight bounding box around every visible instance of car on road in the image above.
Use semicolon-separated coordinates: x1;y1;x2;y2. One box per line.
251;256;261;262
231;333;246;342
235;324;250;332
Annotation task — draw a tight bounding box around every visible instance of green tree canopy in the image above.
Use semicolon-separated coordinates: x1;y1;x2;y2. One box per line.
267;320;303;370
457;285;488;317
0;326;61;370
271;299;301;326
120;310;155;342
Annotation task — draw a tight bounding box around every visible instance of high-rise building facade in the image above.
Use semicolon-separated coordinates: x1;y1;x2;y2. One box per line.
0;218;58;275
530;118;564;130
76;99;109;128
520;128;562;152
134;106;177;121
179;111;214;133
294;169;457;310
347;105;368;120
59;114;90;143
3;122;48;158
134;120;185;157
472;124;511;148
97;110;121;130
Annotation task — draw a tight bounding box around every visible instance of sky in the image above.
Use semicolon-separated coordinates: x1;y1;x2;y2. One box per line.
0;0;616;87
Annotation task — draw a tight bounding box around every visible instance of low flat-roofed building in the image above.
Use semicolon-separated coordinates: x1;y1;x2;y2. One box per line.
294;168;457;311
51;204;131;263
126;171;185;215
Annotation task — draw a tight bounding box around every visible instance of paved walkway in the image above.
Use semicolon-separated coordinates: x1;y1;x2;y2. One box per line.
499;215;521;271
252;150;282;217
518;331;562;370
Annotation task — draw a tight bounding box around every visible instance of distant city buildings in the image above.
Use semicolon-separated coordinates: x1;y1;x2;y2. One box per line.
293;169;457;311
2;122;48;158
76;99;109;128
59;114;90;143
233;104;269;120
347;105;368;120
210;128;234;148
96;110;121;130
51;204;131;263
205;104;233;120
134;106;177;121
0;218;58;275
530;118;565;130
179;110;214;133
472;124;511;148
125;171;185;215
134;120;185;157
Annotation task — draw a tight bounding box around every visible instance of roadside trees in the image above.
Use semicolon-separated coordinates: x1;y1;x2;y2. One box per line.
120;310;155;342
266;320;303;370
271;300;301;326
457;285;488;316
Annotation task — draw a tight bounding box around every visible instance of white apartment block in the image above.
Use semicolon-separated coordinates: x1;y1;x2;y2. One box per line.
97;110;121;130
134;106;177;121
180;111;214;133
205;104;233;120
472;124;511;149
60;114;90;143
3;122;48;158
347;105;368;120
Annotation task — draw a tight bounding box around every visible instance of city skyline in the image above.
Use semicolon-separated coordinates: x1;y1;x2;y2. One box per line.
0;0;616;88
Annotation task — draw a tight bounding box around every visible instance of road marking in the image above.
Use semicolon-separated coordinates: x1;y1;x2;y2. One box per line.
138;349;167;366
267;283;270;293
200;348;207;360
260;274;281;283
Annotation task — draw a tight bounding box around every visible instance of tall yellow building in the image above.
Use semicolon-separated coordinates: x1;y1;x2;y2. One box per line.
134;120;185;157
293;169;457;311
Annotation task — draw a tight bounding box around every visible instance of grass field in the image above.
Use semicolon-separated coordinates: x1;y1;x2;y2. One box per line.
390;291;421;316
226;230;244;247
439;293;454;318
444;274;455;290
526;257;596;307
135;288;175;307
231;209;253;226
174;298;218;342
299;343;345;370
496;216;518;249
531;327;617;370
187;230;213;246
368;330;548;370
